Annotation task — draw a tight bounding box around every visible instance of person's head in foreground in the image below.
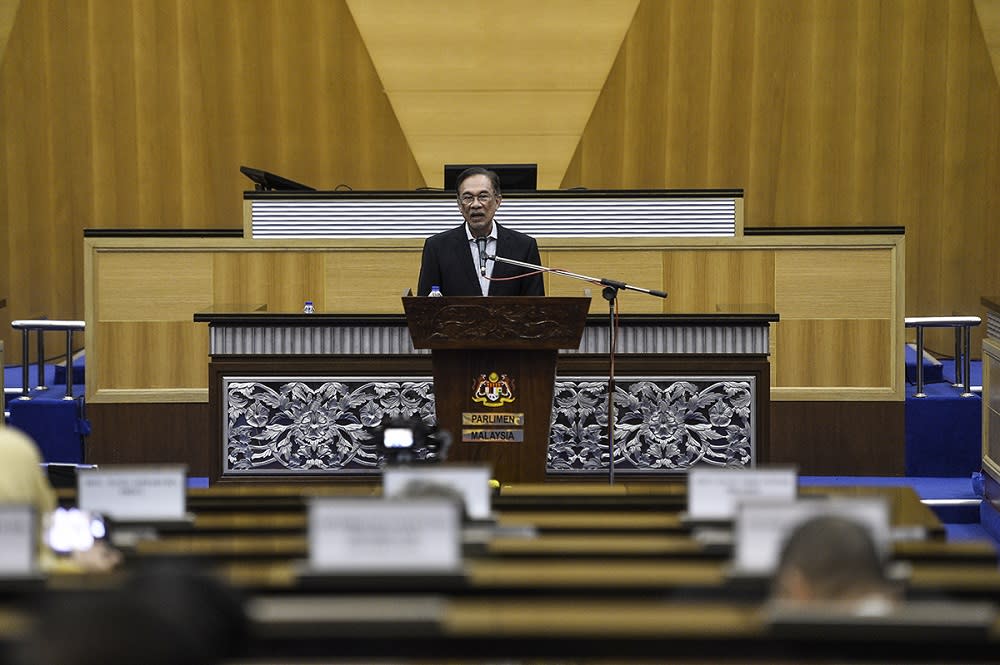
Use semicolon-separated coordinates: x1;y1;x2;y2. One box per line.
771;515;900;613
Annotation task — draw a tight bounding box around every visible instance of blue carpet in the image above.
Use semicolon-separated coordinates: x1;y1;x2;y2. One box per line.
905;343;944;383
4;354;85;390
799;475;978;499
945;523;994;542
981;501;1000;546
8;397;88;463
904;359;982;478
5;361;88;464
4;363;58;396
54;353;86;385
936;357;984;387
801;475;993;545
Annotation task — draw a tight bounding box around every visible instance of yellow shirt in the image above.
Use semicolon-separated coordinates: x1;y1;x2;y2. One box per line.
0;427;57;516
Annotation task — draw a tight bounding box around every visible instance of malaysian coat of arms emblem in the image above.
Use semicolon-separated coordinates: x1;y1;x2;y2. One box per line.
472;372;515;407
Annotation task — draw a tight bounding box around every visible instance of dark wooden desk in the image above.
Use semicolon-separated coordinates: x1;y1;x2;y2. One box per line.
12;480;1000;665
122;484;985;570
243;594;1000;663
194;312;776;482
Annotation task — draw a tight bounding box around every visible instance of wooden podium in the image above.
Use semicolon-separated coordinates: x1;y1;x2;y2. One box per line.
403;296;590;483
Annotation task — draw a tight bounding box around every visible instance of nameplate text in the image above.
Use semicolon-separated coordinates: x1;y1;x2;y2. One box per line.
382;464;493;520
0;506;35;576
688;467;797;520
308;498;461;573
732;497;890;575
78;466;187;521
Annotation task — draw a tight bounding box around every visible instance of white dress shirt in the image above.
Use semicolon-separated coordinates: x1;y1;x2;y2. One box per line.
465;223;498;296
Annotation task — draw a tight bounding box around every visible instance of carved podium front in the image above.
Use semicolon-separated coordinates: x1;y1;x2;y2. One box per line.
403;296;590;483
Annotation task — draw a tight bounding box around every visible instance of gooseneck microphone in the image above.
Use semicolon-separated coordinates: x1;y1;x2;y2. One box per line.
476;236;488;276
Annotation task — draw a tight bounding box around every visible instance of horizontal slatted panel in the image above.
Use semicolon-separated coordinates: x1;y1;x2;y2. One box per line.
987;311;1000;341
251;197;738;238
209;321;768;355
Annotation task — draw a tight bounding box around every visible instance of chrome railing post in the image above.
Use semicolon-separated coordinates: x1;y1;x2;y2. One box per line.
914;325;926;398
64;329;75;399
11;320;85;399
904;316;982;399
20;328;30;399
961;324;974;397
953;327;964;387
35;328;47;392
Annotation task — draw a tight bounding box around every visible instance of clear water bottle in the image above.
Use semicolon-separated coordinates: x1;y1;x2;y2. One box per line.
428;286;443;297
303;300;315;314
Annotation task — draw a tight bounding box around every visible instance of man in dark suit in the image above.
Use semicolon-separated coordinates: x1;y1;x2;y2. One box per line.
417;167;545;297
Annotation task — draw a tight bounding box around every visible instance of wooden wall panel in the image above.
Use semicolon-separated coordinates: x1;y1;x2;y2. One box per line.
8;0;992;373
660;250;774;313
99;322;207;390
97;252;213;321
86;402;212;475
978;0;1000;86
85;400;903;480
85;236;902;402
774;249;891;319
564;0;1000;356
542;250;666;314
0;0;9;318
213;252;326;314
324;251;423;313
0;0;424;361
0;0;18;66
770;401;904;475
773;319;891;388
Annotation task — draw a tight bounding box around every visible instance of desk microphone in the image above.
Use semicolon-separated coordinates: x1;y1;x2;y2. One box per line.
476;237;488;276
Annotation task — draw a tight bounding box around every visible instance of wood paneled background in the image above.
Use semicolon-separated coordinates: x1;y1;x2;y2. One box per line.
2;0;1000;361
85;234;903;403
563;0;1000;354
0;0;424;360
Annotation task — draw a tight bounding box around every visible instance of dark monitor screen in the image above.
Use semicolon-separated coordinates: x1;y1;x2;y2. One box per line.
240;165;316;192
444;163;538;192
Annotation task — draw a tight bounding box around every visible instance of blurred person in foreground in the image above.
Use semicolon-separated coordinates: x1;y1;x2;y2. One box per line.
0;426;57;516
19;560;248;665
770;515;900;615
0;426;120;573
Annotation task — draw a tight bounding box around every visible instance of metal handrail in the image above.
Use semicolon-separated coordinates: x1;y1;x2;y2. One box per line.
904;316;981;398
10;319;85;400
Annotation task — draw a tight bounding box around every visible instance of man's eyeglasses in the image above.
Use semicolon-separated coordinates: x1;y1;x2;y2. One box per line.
459;192;494;206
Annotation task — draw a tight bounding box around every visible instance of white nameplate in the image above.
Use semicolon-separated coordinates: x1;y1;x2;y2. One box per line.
688;467;798;520
308;497;461;573
0;505;36;576
381;464;492;520
77;466;187;521
732;497;890;575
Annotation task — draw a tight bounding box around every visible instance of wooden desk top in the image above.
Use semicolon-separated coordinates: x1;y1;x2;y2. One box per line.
17;481;1000;664
242;594;1000;662
128;529;994;567
189;510;688;533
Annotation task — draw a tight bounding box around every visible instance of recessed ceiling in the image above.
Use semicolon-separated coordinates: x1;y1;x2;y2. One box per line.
346;0;639;189
0;0;21;66
975;0;1000;87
